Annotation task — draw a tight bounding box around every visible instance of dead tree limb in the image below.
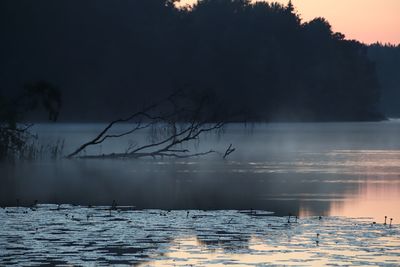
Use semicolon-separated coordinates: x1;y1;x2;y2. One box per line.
66;91;184;159
223;144;235;159
67;90;235;159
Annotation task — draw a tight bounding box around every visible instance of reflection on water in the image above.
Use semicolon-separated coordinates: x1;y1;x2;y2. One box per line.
146;234;400;267
329;179;400;222
1;122;400;223
2;122;400;265
1;207;399;266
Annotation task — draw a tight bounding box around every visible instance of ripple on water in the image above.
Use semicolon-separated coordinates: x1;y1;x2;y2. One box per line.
0;205;399;266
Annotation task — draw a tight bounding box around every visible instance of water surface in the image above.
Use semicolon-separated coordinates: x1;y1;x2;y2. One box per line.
1;121;400;222
1;206;399;266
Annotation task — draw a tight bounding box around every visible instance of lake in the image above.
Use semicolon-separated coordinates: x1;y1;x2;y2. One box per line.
1;121;400;265
2;121;400;222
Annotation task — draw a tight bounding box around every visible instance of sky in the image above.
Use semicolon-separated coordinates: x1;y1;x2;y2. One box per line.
178;0;400;44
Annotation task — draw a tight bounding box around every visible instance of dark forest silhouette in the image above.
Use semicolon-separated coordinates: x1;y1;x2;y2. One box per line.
0;0;391;121
368;44;400;117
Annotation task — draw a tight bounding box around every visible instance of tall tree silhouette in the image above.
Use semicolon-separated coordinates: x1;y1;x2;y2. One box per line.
0;0;383;121
368;43;400;117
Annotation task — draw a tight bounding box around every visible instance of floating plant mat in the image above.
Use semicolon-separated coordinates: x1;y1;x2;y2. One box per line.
0;205;399;266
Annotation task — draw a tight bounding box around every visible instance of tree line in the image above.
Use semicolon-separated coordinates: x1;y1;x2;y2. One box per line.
368;44;400;117
0;0;386;121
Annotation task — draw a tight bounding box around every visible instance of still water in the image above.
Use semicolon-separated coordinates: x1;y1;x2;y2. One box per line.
1;121;400;222
1;121;400;265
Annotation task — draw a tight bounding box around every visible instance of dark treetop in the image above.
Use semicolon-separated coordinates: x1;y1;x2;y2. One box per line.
0;0;385;122
368;44;400;118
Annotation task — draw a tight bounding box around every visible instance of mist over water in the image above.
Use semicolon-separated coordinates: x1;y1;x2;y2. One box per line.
2;121;400;222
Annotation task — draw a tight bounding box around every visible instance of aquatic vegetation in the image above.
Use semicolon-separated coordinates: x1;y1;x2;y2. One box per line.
0;206;398;266
0;81;61;161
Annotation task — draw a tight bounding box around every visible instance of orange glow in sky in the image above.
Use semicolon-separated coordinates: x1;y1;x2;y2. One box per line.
178;0;400;44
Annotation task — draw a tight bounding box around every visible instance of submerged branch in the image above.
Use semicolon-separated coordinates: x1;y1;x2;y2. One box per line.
223;144;235;159
78;149;216;159
67;90;235;160
66;91;183;159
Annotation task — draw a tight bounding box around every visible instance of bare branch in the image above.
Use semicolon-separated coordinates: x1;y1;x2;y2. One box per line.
223;143;235;159
66;91;184;158
67;89;235;160
78;149;216;159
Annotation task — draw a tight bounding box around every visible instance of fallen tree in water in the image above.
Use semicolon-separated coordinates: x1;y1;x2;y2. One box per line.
67;91;235;159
